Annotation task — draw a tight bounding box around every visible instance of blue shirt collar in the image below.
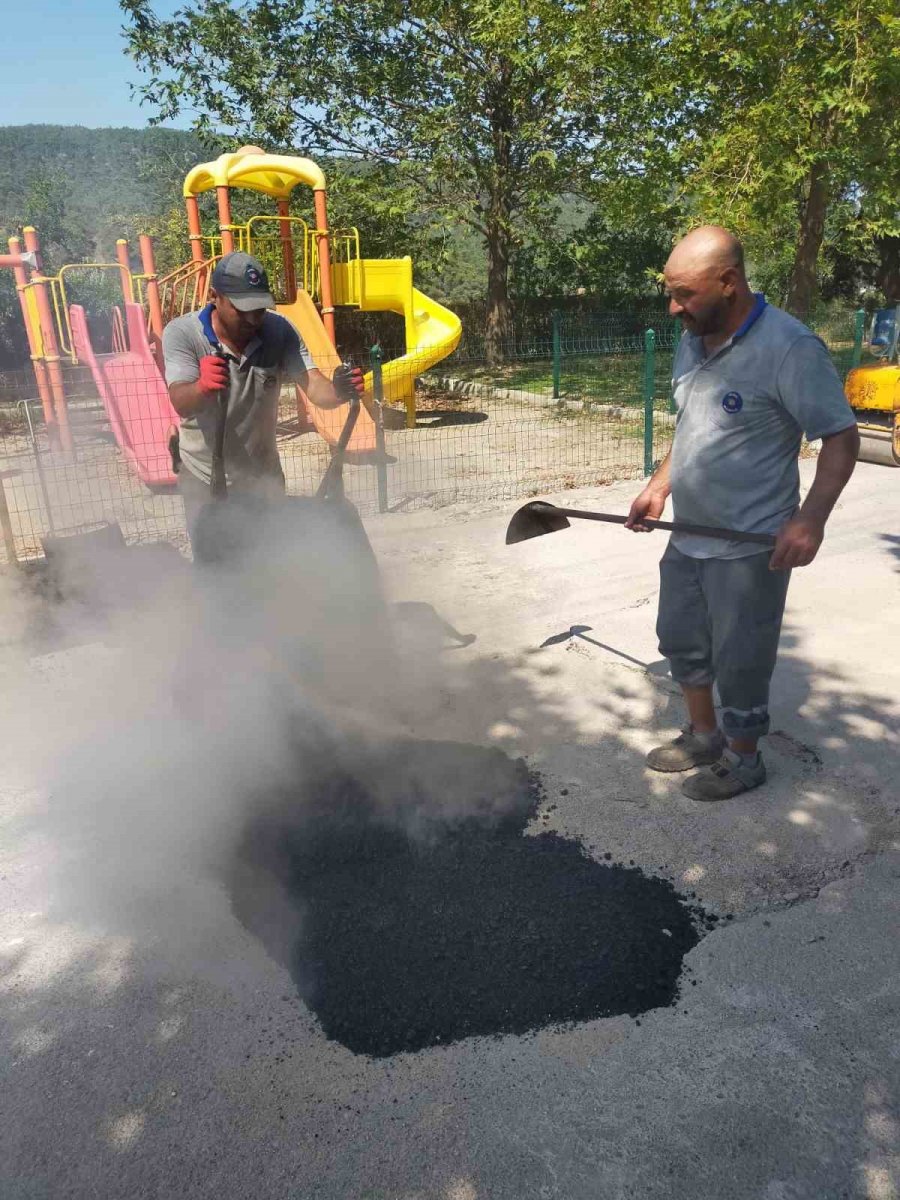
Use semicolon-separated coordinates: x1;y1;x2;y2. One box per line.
198;303;222;352
198;302;260;363
732;292;767;340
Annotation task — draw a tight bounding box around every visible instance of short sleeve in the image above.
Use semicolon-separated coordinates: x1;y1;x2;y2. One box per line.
671;333;691;385
776;334;856;441
162;321;201;386
280;319;314;382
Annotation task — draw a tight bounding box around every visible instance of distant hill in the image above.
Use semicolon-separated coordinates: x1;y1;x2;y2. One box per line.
0;124;206;260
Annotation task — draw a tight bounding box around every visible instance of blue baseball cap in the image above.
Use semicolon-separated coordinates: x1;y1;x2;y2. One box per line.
210;252;276;311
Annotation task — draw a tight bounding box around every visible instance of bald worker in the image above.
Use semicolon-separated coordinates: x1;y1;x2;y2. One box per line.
627;226;858;801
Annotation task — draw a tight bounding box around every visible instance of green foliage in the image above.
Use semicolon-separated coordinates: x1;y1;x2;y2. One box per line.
120;0;654;356
6;0;899;375
0;125;206;266
0;125;207;366
512;205;674;302
662;0;900;314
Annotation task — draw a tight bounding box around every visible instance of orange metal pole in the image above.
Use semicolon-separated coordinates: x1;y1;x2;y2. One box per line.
0;251;33;269
216;186;235;254
115;239;133;306
22;227;73;452
277;199;297;303
313;188;336;344
8;236;56;434
185;195;206;264
139;234;164;341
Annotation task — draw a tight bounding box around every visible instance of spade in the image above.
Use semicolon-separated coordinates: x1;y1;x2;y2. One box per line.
505;502;776;547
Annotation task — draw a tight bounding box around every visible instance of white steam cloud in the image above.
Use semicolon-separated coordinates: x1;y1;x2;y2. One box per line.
0;505;488;947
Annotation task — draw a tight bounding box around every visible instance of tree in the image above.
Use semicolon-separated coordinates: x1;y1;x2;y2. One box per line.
874;236;900;301
0;170;92;369
665;0;900;317
121;0;647;361
512;211;672;302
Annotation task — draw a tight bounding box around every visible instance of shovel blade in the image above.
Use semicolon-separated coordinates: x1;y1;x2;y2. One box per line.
505;501;571;545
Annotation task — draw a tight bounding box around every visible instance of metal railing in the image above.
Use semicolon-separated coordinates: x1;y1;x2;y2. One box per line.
44;263;133;360
155;257;221;327
152;221;361;317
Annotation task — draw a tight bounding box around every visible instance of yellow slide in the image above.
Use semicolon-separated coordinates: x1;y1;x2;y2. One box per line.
277;290;379;458
333;257;462;427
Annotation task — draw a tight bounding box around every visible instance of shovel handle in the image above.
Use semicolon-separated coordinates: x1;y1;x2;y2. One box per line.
210;388;228;499
315;394;360;501
543;505;776;547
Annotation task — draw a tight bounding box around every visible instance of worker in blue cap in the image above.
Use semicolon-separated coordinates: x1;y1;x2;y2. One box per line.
162;251;364;537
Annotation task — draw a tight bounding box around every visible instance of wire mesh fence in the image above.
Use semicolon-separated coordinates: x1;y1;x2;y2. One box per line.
0;306;865;565
0;365;186;564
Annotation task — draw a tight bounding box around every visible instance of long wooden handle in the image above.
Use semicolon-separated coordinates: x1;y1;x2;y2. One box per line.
315;395;360;500
210;390;228;499
543;505;776;547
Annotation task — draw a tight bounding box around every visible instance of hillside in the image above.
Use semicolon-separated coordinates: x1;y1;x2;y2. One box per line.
0;124;206;261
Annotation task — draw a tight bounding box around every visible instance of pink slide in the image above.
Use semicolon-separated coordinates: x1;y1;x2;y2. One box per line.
70;303;179;488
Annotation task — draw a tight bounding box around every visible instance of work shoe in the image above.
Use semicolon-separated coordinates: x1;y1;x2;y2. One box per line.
646;725;725;773
681;749;767;802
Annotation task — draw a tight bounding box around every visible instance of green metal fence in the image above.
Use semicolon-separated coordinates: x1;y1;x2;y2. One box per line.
0;306;866;563
386;305;866;511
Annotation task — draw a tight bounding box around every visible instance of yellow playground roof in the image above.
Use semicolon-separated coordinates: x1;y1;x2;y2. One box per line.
183;148;327;199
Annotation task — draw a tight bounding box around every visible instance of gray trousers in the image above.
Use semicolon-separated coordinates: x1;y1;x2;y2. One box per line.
656;542;791;740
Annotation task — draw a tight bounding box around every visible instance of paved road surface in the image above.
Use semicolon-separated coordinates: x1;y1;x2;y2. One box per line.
1;460;897;1199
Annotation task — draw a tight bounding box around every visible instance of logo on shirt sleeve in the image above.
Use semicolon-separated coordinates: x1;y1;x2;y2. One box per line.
721;391;743;414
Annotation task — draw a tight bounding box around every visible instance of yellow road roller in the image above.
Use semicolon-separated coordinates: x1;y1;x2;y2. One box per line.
845;305;900;467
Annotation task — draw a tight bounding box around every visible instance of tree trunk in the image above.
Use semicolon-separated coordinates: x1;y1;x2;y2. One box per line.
485;219;512;366
785;161;829;320
483;58;514;367
875;236;900;302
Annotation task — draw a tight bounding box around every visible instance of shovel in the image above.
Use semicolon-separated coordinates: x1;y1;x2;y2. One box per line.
197;307;230;500
316;379;360;502
505;501;776;548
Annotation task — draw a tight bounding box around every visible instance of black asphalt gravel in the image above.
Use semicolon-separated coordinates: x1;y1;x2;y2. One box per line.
227;738;711;1058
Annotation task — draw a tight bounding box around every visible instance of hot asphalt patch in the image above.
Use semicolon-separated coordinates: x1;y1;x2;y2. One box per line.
226;739;712;1057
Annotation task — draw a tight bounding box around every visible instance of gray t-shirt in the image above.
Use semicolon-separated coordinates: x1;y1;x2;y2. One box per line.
162;307;314;486
669;298;855;559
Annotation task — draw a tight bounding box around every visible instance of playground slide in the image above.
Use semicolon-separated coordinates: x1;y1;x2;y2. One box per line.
332;258;462;425
70;303;179;488
276;290;379;459
73;296;380;489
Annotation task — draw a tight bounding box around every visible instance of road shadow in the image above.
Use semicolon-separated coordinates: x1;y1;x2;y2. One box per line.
393;600;476;649
882;531;900;570
414;409;488;427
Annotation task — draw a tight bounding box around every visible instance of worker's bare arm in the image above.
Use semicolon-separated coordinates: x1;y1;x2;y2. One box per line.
168;354;230;417
302;369;345;410
769;424;859;570
169;380;214;417
626;451;672;531
303;365;366;410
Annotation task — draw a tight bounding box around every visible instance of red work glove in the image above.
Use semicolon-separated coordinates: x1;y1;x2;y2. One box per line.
332;362;365;402
198;355;230;394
